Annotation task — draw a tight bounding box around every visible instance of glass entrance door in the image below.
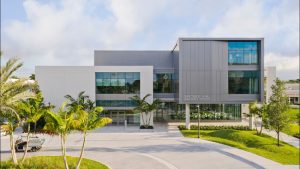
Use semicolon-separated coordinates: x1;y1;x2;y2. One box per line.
111;111;125;125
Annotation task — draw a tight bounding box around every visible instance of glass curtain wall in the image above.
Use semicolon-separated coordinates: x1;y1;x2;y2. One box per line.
153;73;174;93
229;71;259;94
154;103;241;121
96;100;137;107
228;41;258;65
96;72;140;94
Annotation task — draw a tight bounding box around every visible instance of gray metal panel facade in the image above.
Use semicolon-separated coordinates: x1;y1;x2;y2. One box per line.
177;38;264;104
94;51;173;69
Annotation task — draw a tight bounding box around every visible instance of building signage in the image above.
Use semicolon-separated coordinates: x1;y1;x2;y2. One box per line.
184;95;210;101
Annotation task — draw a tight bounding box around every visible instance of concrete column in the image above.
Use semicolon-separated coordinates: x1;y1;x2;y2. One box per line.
249;115;254;130
185;104;190;129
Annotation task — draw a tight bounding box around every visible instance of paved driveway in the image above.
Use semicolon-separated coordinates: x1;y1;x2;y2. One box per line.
0;124;298;169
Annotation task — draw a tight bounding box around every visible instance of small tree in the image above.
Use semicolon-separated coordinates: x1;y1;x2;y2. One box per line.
18;93;49;162
267;78;290;146
44;102;79;169
0;56;35;164
248;102;267;135
75;100;112;169
131;94;160;128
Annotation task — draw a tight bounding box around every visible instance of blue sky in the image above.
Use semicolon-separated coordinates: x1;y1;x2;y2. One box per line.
1;0;299;79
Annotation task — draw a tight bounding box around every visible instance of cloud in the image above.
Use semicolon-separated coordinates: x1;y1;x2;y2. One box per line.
2;0;166;70
265;53;299;80
1;0;299;79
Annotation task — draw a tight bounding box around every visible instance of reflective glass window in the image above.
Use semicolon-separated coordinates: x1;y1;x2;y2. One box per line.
96;72;140;94
154;73;174;93
228;41;259;65
96;100;137;107
228;71;259;94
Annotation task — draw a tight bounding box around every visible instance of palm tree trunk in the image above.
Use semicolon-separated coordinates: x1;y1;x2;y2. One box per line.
34;122;37;134
147;112;152;127
9;131;18;164
141;112;146;126
61;135;69;169
60;135;64;156
21;124;30;162
76;131;87;169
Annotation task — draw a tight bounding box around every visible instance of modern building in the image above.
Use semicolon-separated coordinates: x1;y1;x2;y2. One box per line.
264;66;276;103
36;38;264;128
285;83;300;105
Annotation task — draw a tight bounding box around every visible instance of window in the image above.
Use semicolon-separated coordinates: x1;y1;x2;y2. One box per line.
96;72;140;94
228;41;258;65
229;71;259;94
154;73;174;93
166;104;241;121
96;100;137;107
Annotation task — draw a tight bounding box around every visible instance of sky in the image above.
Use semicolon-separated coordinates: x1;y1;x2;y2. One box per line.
1;0;299;80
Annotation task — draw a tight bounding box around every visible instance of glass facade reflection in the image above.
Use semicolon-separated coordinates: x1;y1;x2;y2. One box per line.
96;100;137;107
96;72;140;94
228;41;258;65
229;71;259;94
153;73;174;93
154;103;241;121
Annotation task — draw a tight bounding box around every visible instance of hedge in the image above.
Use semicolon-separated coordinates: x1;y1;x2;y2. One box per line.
178;125;252;131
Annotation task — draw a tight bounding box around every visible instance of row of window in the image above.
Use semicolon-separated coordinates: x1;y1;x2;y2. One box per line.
228;41;259;65
96;72;140;79
96;100;137;107
154;103;241;121
96;71;259;95
96;72;140;94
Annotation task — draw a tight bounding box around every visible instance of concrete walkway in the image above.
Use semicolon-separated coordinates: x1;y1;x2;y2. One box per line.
0;124;299;169
261;129;300;148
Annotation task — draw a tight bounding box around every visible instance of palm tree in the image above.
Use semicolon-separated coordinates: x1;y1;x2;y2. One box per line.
0;55;36;164
44;102;78;169
18;92;49;162
75;99;112;169
64;91;89;110
131;94;149;126
131;94;160;128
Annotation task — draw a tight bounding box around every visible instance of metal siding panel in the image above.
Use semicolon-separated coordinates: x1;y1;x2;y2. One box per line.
199;41;205;70
178;39;262;104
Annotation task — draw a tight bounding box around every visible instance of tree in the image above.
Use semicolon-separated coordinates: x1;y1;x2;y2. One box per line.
0;56;35;164
75;99;112;169
18;92;49;162
44;102;79;169
248;102;267;135
267;78;290;146
131;94;160;128
29;74;35;80
64;91;89;110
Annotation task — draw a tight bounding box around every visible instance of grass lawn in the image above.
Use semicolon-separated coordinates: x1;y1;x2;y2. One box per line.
181;129;300;165
0;156;109;169
282;108;300;138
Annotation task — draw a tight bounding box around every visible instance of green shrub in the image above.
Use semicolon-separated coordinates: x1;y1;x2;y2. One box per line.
178;125;251;131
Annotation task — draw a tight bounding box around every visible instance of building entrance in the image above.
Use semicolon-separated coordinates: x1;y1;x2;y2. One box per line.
111;111;125;125
105;110;140;126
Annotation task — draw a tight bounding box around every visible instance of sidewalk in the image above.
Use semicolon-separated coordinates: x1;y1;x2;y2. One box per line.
261;129;300;148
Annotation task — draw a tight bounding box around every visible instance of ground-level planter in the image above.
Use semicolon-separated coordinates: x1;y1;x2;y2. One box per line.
139;125;154;129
